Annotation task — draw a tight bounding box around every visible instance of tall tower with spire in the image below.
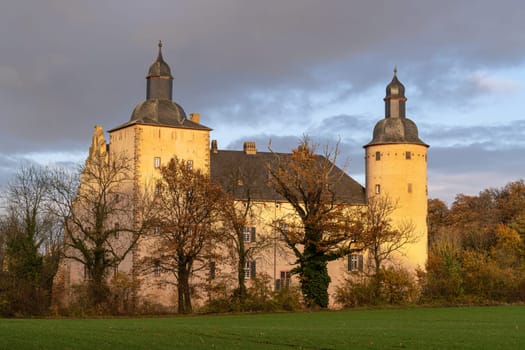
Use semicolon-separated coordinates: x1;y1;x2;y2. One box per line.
108;41;211;179
364;70;429;271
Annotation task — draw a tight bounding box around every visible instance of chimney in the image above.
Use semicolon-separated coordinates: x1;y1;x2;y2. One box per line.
243;141;257;155
211;139;218;154
189;113;200;124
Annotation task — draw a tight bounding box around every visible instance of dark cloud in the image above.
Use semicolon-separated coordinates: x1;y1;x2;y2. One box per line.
1;0;525;201
1;1;525;148
421;120;525;149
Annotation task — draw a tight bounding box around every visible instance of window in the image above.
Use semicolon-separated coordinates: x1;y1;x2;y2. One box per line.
154;226;160;235
276;271;291;290
279;223;288;240
375;184;381;194
375;151;381;161
113;265;118;277
154;262;161;277
244;261;256;279
408;183;413;193
243;226;256;242
209;261;216;280
114;222;120;239
348;254;364;272
154;157;161;168
187;160;193;170
405;151;411;160
155;182;162;195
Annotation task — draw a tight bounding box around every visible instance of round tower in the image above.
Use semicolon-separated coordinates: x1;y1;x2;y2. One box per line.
364;69;429;271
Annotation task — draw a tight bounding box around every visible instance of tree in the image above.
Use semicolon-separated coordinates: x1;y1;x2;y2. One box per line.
0;165;62;315
144;157;225;314
493;180;525;239
216;156;271;306
447;193;497;250
358;195;420;298
268;137;360;308
51;149;153;308
427;198;449;245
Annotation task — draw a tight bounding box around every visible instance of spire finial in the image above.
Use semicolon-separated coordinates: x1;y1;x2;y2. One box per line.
393;66;398;76
157;40;164;61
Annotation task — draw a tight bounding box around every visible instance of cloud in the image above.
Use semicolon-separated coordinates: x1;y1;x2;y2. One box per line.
467;72;523;94
422;120;525;150
1;1;525;153
2;0;525;204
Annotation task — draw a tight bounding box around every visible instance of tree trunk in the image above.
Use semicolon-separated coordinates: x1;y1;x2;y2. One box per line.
299;232;331;308
177;257;193;314
236;231;247;305
89;249;109;307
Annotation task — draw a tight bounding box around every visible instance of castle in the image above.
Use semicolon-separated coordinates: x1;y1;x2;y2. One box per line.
54;43;428;309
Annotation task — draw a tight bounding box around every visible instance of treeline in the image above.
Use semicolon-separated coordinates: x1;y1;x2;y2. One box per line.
421;181;525;304
336;180;525;307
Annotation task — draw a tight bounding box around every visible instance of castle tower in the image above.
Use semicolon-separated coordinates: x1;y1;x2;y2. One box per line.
364;69;429;271
108;41;211;182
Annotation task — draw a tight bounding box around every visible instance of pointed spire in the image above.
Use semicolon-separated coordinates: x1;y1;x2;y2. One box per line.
157;40;164;61
146;41;173;100
384;68;406;118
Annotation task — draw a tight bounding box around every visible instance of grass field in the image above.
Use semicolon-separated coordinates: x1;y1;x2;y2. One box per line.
0;306;523;349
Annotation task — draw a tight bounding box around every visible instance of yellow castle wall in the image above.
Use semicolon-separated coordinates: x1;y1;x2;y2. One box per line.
107;123;211;308
365;143;428;271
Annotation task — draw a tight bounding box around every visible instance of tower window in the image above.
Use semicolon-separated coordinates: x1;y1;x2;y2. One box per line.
209;261;216;280
375;184;381;194
405;152;411;160
154;261;161;277
154;157;161;168
408;183;413;193
375;151;381;161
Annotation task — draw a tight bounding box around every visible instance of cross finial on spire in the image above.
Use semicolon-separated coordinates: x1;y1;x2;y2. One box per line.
393;66;398;76
158;40;163;49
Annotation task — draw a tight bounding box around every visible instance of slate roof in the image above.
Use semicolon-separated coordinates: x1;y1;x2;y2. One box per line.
365;117;427;147
365;70;428;148
210;149;366;204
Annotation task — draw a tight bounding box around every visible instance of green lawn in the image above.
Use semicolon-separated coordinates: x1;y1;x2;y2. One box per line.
0;306;523;349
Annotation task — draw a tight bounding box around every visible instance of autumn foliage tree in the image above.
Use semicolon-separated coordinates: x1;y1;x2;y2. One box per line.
422;180;525;303
144;157;225;314
268;138;360;308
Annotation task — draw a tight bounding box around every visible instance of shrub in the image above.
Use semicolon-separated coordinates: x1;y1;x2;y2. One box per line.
335;267;419;308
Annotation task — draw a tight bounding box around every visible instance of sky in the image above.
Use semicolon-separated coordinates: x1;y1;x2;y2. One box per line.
1;0;524;205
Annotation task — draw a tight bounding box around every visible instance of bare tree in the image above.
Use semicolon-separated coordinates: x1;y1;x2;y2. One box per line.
50;151;154;308
0;165;62;315
218;161;272;305
359;195;420;297
267;137;361;308
143;157;225;314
